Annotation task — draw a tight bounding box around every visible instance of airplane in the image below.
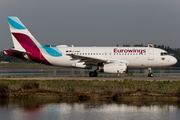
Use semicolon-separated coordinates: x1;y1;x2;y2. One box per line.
4;16;177;77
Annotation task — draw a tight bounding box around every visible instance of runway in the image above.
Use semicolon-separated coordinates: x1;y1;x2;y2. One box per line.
0;75;180;81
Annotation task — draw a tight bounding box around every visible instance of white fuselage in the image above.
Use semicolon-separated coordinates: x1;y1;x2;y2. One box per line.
40;46;177;69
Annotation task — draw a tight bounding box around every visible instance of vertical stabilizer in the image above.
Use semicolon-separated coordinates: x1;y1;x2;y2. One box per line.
7;17;41;50
7;17;51;65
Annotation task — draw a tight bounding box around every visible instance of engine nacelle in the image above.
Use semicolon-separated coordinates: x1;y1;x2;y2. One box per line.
99;63;127;74
72;62;92;69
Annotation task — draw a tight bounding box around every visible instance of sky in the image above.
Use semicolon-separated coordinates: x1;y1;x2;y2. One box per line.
1;0;180;51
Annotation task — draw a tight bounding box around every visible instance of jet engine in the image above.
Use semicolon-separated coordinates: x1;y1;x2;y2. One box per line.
99;62;127;74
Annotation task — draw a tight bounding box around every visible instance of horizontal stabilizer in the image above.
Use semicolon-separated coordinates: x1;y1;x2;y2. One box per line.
4;49;28;55
3;49;28;60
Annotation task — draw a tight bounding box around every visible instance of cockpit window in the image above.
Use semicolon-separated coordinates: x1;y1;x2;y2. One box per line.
161;52;169;56
164;52;169;55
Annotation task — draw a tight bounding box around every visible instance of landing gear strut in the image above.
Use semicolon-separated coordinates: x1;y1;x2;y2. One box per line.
89;71;98;77
148;68;153;77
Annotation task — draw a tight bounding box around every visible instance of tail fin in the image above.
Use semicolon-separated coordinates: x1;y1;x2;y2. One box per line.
7;16;41;50
6;17;51;65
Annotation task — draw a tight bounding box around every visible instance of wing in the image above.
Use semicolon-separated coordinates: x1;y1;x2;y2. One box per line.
66;54;114;65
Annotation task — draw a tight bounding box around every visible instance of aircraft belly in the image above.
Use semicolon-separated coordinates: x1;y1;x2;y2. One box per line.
128;57;164;68
43;55;75;67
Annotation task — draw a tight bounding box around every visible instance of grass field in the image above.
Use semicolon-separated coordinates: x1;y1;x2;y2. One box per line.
0;79;180;100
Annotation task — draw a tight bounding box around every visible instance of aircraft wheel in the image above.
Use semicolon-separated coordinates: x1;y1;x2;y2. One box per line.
89;71;98;77
148;73;153;77
94;72;98;77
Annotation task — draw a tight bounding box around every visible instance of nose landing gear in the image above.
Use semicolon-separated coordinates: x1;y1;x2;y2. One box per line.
148;68;153;77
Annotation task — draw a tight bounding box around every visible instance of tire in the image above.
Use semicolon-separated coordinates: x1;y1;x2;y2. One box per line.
148;73;153;77
94;72;98;77
89;72;98;77
89;72;93;77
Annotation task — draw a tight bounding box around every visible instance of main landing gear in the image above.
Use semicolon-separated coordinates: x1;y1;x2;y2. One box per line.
148;68;153;77
89;71;98;77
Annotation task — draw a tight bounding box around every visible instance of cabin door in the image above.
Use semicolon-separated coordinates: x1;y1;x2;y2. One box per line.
148;49;154;60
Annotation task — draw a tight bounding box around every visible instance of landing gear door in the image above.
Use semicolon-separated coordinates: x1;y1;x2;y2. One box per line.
148;49;154;60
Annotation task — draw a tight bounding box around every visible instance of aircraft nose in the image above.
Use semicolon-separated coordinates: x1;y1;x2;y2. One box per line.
171;57;177;65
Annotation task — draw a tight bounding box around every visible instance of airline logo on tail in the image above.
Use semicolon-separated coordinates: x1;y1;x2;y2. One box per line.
6;17;62;65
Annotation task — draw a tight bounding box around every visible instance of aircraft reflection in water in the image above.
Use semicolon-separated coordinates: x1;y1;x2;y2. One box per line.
0;99;180;120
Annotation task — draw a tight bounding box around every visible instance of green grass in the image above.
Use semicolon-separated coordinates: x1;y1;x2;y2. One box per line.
0;83;8;93
0;79;180;95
